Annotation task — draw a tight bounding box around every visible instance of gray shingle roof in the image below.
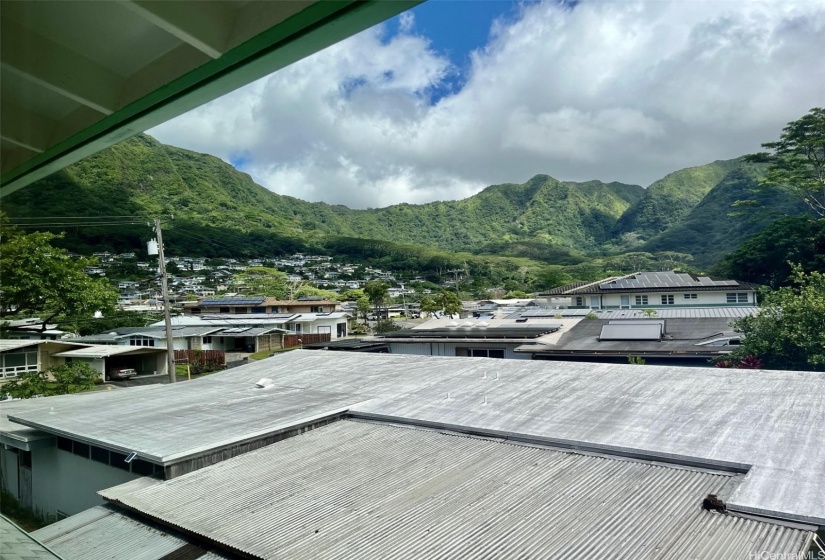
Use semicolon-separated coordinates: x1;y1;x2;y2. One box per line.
0;515;63;560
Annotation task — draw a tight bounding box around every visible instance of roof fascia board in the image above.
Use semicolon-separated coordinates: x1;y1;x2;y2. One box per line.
1;0;422;196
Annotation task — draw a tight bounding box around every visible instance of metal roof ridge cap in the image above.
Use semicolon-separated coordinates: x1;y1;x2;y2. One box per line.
345;410;753;473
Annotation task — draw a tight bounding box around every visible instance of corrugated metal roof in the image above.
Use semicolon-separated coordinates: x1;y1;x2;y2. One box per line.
31;506;190;560
4;351;824;525
101;420;813;560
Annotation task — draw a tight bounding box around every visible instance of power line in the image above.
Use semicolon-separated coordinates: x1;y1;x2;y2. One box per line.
7;215;156;220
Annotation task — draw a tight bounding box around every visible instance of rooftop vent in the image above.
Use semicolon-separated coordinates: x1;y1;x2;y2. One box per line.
255;378;275;389
446;321;459;328
477;321;490;327
461;321;475;327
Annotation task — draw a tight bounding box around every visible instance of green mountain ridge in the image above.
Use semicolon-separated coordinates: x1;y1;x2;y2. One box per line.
2;133;810;270
613;159;744;239
4;134;643;258
642;165;811;266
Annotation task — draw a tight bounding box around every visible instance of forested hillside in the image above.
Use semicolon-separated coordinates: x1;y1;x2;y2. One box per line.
3;134;642;258
2;133;811;275
612;159;744;240
642;166;810;266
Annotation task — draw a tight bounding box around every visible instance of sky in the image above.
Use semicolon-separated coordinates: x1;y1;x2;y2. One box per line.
149;0;825;209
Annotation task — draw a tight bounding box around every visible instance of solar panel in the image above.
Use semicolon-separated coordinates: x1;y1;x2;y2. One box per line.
222;327;251;334
599;324;662;341
201;297;265;306
609;320;665;328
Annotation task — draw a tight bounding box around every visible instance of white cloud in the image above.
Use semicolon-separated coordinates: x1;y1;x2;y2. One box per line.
150;0;825;208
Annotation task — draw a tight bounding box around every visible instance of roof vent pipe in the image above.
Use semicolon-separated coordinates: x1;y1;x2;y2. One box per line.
255;378;275;389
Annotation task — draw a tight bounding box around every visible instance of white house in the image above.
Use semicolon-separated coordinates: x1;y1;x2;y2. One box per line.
544;271;760;310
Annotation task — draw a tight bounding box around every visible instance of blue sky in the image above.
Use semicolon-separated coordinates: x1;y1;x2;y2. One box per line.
151;0;825;209
386;0;526;103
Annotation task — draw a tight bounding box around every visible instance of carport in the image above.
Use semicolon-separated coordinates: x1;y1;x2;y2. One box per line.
53;345;167;380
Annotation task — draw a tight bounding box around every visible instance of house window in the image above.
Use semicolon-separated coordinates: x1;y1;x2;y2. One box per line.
574;297;584;307
234;307;248;314
0;349;38;378
726;293;749;303
317;326;331;335
219;307;230;313
661;295;675;305
130;337;155;347
684;293;697;299
311;306;323;313
251;307;265;314
470;349;505;358
191;308;201;315
203;336;212;344
20;450;32;469
634;295;648;305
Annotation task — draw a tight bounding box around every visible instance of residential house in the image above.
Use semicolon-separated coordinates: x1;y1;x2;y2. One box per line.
0;340;77;383
183;296;340;316
543;271;760;310
0;339;167;385
370;317;579;359
513;307;759;365
1;318;72;341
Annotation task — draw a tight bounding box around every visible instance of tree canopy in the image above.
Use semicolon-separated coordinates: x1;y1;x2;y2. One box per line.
233;267;288;298
727;266;825;371
0;221;118;328
712;216;825;289
745;107;825;216
2;362;100;399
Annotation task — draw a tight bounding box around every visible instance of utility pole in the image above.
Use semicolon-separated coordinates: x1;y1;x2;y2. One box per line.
155;219;176;383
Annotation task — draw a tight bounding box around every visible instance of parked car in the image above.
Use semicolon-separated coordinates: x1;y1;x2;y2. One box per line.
107;368;138;381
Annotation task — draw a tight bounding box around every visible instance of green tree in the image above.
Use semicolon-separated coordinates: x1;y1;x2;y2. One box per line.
435;290;463;317
712;216;825;288
419;296;440;317
295;285;339;301
49;363;99;395
729;266;825;371
356;296;371;324
341;288;365;301
374;318;400;333
0;222;118;329
364;280;389;317
2;362;100;399
234;267;288;297
745;107;825;216
504;290;529;299
1;371;49;399
534;267;572;291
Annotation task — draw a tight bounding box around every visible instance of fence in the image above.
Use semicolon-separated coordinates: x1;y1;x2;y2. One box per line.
174;350;226;374
283;333;331;348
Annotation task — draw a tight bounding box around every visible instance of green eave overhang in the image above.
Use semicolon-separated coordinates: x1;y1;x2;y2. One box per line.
1;0;422;198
